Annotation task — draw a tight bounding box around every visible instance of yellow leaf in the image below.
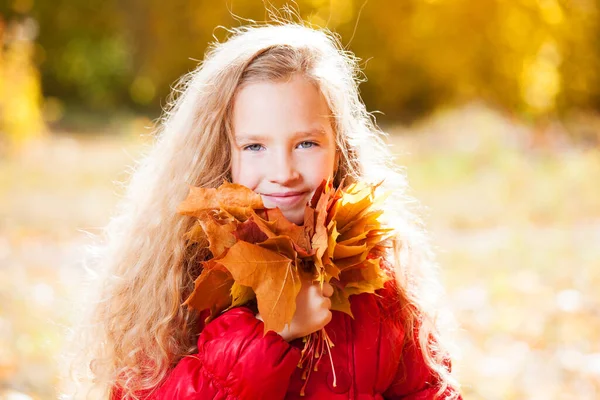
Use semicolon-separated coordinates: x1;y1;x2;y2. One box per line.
327;221;339;259
337;210;384;240
183;220;209;248
330;287;353;318
229;281;255;308
333;185;373;229
333;243;367;259
341;258;390;296
334;251;369;270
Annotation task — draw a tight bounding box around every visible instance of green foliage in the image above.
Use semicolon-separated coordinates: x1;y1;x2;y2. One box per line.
4;0;600;124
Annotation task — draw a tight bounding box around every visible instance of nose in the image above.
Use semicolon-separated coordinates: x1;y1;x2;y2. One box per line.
268;148;300;184
322;281;334;298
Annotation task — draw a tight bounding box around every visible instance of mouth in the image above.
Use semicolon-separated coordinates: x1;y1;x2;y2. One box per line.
261;191;309;209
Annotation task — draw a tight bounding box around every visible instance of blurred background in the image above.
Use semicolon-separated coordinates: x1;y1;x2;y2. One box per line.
1;0;599;399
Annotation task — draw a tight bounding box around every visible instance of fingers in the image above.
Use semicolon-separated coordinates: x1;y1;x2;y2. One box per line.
321;281;334;298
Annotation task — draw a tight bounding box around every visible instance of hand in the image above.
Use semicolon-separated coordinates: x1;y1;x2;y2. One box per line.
257;276;334;342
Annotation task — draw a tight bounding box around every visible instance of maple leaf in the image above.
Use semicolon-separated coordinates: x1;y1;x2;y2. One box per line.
311;182;333;283
233;218;269;244
183;259;233;322
337;210;384;240
303;206;316;238
180;178;394;327
195;211;237;257
229;281;256;309
183;221;209;248
307;178;394;318
217;240;301;333
261;208;311;252
178;178;397;397
329;285;353;317
177;182;264;221
330;183;374;230
341;257;390;296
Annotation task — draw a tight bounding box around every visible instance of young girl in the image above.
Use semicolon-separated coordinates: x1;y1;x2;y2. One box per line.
74;21;461;400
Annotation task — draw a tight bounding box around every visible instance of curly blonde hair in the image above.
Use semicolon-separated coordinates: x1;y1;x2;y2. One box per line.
65;20;459;400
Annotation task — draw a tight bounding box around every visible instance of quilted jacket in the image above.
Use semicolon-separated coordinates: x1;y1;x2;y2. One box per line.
111;282;460;399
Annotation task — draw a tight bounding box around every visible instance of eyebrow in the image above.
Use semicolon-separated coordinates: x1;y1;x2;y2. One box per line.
235;128;328;142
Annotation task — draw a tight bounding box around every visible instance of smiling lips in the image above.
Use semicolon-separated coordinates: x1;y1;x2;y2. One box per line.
262;191;309;208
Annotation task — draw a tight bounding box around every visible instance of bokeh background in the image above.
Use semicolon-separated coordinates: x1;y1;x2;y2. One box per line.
1;0;599;399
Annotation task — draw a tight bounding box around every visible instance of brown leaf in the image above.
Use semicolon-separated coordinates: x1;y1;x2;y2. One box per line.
218;241;301;333
262;208;311;251
312;187;330;261
233;219;269;244
309;179;329;208
183;260;233;321
303;206;316;238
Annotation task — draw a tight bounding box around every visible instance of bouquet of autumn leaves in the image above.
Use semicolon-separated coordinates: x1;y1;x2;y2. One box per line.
177;178;394;388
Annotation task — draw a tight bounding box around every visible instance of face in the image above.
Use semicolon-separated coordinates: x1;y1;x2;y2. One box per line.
230;75;338;225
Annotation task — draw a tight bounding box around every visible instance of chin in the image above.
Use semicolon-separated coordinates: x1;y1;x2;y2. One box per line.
282;209;304;225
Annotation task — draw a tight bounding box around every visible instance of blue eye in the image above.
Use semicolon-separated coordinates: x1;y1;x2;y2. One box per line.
297;141;317;149
243;144;264;151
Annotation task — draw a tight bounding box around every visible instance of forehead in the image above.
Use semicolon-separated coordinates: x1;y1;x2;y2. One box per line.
231;76;334;139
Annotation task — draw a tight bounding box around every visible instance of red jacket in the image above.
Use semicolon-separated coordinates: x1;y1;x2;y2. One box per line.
112;288;460;399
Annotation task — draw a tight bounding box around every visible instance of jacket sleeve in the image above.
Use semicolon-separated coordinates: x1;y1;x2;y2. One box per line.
154;307;302;400
382;331;461;400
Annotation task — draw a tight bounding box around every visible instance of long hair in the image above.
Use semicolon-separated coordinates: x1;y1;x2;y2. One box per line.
67;21;458;399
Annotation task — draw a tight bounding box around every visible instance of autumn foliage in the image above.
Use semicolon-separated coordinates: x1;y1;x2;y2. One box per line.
177;179;394;335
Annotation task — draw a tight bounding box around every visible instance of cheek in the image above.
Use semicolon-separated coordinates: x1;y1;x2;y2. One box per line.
230;152;260;187
306;150;336;182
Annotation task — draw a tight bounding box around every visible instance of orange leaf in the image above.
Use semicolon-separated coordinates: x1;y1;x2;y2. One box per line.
233;218;269;244
177;182;263;221
330;286;353;318
218;241;301;333
183;260;233;321
197;212;237;258
303;206;316;238
333;243;367;259
259;236;298;260
262;208;311;251
334;251;369;270
341;257;389;296
312;187;330;261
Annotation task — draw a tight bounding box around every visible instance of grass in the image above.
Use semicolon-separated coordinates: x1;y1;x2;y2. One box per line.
1;105;599;399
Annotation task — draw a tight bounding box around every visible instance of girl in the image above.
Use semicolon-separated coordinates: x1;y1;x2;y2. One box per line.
73;21;461;399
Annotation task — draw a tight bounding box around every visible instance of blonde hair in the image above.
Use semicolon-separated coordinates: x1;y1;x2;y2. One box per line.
67;21;459;399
